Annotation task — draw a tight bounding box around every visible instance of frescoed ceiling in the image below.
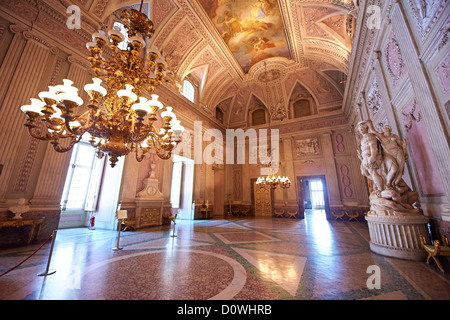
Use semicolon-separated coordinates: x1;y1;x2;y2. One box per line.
47;0;358;126
197;0;292;73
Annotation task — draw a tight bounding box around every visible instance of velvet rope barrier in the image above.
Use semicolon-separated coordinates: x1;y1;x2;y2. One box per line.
0;233;53;278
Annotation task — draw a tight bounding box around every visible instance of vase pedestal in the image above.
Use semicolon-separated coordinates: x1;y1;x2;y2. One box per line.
365;213;430;261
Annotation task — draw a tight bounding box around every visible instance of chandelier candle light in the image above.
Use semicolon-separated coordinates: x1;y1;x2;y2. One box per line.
20;5;184;167
256;175;291;189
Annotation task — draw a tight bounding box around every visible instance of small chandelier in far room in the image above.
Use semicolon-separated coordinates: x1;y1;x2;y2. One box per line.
20;1;184;167
256;175;291;190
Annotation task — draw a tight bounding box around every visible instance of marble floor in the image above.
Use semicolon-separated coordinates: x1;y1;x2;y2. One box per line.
0;210;449;300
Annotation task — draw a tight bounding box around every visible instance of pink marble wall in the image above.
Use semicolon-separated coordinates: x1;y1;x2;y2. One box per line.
402;99;445;196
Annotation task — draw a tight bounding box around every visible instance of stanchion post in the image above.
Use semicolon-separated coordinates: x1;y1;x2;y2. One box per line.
37;230;57;276
171;220;177;238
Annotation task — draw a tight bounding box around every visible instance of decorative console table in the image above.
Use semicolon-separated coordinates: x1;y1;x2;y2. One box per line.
0;218;44;245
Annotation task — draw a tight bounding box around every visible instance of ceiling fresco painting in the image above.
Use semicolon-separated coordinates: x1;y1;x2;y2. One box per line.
198;0;292;73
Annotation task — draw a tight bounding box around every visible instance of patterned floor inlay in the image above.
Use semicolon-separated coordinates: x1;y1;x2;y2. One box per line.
232;248;307;296
1;211;449;300
215;231;280;244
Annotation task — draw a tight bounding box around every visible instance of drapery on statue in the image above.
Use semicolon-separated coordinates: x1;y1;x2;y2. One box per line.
356;120;420;216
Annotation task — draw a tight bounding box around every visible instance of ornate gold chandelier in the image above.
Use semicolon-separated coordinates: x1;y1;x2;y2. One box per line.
256;175;291;189
20;4;184;167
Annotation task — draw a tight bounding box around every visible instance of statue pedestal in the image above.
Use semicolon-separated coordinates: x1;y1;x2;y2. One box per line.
365;213;430;261
135;178;167;228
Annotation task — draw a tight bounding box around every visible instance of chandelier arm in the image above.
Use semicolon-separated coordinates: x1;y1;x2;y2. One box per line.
21;7;181;168
25;124;54;141
50;135;82;153
155;147;171;160
133;124;150;142
143;60;156;73
26;118;69;141
135;144;147;162
62;110;88;136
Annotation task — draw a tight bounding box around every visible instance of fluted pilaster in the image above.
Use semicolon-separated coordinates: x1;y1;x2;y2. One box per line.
31;56;90;205
0;29;52;201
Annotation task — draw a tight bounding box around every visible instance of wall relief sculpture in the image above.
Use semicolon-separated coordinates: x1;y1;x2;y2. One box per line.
356;120;421;216
366;80;382;117
295;137;320;156
384;32;405;87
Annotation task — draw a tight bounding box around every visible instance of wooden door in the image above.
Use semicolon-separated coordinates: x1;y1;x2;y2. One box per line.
253;181;272;216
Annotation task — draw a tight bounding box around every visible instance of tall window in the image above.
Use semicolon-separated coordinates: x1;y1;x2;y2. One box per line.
170;161;183;208
182;79;195;103
61;140;104;212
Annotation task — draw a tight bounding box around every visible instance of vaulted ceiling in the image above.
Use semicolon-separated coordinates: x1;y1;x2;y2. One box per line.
76;0;358;126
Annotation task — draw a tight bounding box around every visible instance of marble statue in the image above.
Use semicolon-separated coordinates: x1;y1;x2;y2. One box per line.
8;198;30;219
356;120;420;216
